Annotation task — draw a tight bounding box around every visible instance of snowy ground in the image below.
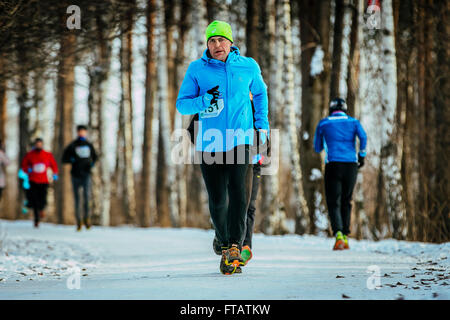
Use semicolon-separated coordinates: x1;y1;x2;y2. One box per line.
0;219;448;300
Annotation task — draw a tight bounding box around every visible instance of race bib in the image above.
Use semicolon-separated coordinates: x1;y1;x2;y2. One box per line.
200;99;224;119
75;146;91;159
32;163;46;173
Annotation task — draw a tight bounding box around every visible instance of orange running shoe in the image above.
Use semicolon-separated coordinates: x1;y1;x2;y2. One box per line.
333;231;345;250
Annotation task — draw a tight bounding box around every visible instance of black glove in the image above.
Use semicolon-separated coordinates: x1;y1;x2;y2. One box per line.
206;85;220;105
358;154;365;168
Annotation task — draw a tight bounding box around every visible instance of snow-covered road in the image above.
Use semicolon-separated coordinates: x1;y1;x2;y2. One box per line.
0;220;448;300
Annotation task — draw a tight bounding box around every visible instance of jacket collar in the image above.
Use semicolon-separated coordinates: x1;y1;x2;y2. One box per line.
330;111;347;116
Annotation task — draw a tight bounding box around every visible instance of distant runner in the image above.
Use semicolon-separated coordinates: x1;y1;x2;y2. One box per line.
20;138;58;228
314;98;367;250
62;125;98;231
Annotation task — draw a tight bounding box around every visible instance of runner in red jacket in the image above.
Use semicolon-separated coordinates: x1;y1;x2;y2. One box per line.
20;138;58;227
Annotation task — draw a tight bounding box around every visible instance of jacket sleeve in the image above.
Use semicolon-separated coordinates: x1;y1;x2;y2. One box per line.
49;153;59;175
356;120;367;156
62;143;73;164
249;59;269;131
90;143;98;165
176;63;208;115
314;122;324;153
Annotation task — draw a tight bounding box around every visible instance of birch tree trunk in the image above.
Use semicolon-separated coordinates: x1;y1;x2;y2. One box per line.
87;12;113;227
379;0;405;239
119;1;136;222
282;0;308;234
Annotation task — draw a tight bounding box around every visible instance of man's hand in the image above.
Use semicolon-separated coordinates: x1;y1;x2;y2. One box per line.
204;85;220;105
358;154;365;168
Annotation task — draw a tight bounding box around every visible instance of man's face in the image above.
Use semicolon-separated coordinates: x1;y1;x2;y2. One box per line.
78;129;87;138
35;141;43;150
207;36;232;62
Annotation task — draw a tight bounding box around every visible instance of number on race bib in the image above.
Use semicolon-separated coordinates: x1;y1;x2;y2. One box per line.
200;99;224;118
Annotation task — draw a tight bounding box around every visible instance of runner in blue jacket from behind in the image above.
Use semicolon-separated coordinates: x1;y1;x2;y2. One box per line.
314;98;367;250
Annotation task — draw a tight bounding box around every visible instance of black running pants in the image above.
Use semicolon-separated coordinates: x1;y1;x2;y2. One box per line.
324;162;358;236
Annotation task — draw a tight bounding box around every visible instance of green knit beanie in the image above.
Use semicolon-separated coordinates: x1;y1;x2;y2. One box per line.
205;20;233;43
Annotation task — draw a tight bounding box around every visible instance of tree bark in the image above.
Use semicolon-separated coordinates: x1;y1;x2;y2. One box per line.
53;32;76;225
298;0;331;234
345;0;361;117
87;12;113;227
0;54;7;143
165;0;177;128
119;0;137;222
246;0;261;61
140;0;157;228
432;0;450;242
393;0;419;240
330;0;345;99
259;0;281;234
156;0;179;227
282;0;308;235
173;0;193;227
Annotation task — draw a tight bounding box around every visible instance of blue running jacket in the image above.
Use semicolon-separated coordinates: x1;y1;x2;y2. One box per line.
176;47;269;152
314;111;367;163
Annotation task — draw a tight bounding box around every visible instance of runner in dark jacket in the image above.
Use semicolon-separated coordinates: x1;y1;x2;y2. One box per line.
62;125;98;231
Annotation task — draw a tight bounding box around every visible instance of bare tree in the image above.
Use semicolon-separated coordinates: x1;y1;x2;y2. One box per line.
140;0;157;227
345;0;361;116
156;0;179;227
282;0;308;234
87;10;114;226
118;0;137;222
0;54;6;142
298;0;332;234
53;31;76;224
330;0;345;99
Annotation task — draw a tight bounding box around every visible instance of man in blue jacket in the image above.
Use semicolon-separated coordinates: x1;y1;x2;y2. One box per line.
177;20;269;274
314;98;367;250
